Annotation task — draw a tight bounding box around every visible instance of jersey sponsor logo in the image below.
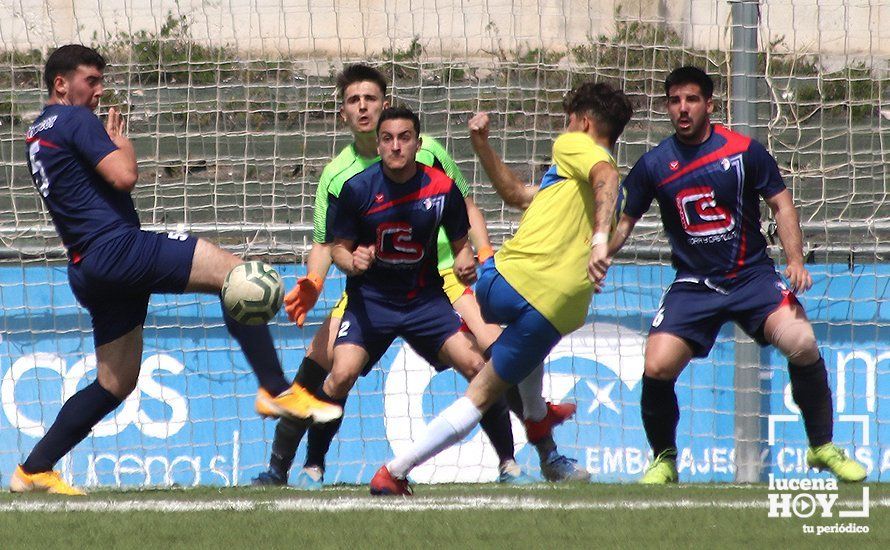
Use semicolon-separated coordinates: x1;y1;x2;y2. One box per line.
25;114;58;138
375;193;384;203
669;160;680;171
376;222;425;264
675;185;736;237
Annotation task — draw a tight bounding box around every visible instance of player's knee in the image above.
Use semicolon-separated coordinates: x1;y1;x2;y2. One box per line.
769;318;819;366
455;357;486;379
100;375;138;400
643;358;682;381
325;368;358;398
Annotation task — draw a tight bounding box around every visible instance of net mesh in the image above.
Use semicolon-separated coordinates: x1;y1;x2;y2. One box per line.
0;0;886;486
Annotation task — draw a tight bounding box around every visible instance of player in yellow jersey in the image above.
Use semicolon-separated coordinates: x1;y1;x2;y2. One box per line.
370;82;634;495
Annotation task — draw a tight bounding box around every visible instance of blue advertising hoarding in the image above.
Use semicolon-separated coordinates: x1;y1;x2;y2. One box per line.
0;263;887;487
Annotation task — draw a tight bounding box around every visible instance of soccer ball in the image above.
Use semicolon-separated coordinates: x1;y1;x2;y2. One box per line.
221;261;284;325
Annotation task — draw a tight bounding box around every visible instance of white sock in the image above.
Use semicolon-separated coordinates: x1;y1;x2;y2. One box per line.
387;396;482;479
518;364;547;422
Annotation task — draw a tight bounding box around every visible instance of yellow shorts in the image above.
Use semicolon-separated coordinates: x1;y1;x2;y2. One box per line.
330;292;348;319
439;268;471;304
328;269;471;319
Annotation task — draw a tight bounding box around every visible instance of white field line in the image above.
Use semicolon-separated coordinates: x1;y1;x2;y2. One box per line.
0;496;887;513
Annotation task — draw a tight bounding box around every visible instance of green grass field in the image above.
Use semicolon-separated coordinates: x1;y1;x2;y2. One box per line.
0;483;885;549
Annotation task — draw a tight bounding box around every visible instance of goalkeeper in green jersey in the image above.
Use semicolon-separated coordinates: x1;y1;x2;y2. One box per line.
252;64;588;488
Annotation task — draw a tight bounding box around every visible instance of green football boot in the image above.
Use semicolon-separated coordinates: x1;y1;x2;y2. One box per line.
806;443;867;482
640;449;678;484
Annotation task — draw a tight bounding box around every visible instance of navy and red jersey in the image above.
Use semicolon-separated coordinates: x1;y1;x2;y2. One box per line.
327;162;469;303
25;104;139;256
622;124;786;280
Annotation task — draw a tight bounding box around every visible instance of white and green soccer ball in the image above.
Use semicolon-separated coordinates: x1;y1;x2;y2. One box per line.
222;261;284;325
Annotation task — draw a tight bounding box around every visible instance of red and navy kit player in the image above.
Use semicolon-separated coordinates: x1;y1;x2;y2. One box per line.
302;108;519;498
609;66;866;483
10;45;339;496
327;159;469;368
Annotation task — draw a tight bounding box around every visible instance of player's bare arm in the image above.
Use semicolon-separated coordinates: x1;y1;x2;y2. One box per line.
332;238;375;276
95;107;137;191
450;236;477;286
587;161;618;288
607;214;639;258
468;112;538;210
764;188;813;293
464;197;494;263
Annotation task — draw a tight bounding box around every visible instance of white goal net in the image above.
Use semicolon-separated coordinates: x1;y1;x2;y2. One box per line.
0;0;886;487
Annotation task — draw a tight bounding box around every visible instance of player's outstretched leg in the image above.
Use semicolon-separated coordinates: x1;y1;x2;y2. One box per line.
764;305;866;482
12;325;143;495
187;238;341;424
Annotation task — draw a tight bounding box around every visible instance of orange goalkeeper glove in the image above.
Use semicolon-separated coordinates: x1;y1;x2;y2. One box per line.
476;245;495;264
284;273;323;328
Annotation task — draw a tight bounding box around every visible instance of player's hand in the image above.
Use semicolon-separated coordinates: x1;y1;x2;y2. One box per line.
284;273;323;327
104;107;131;148
468;112;491;148
453;245;477;286
587;243;612;293
352;244;375;275
784;261;812;294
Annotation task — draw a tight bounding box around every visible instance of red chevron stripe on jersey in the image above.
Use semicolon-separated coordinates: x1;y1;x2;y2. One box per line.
658;125;751;188
365;165;454;216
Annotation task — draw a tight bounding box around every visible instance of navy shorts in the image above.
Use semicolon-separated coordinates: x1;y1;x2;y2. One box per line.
475;259;562;385
68;230;198;347
651;266;799;358
335;290;462;374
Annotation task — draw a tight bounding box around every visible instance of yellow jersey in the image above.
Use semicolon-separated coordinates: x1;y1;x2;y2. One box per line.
494;132;616;335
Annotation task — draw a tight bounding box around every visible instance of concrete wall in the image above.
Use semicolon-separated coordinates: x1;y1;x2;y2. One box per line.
1;1;888;58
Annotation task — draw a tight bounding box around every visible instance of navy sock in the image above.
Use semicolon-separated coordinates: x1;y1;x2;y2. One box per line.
221;303;289;396
789;356;833;447
304;387;346;471
293;357;328;389
479;396;516;464
22;380;121;474
268;358;328;475
641;375;679;457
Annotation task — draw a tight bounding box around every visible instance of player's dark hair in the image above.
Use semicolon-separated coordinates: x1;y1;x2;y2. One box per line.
337;64;387;99
562;82;633;145
377;106;421;136
44;44;106;93
664;66;714;99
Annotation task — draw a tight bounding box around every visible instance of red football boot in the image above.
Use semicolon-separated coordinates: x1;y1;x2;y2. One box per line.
524;401;577;443
369;465;412;496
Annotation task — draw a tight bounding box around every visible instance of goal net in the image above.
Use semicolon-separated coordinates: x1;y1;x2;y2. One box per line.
0;0;886;487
